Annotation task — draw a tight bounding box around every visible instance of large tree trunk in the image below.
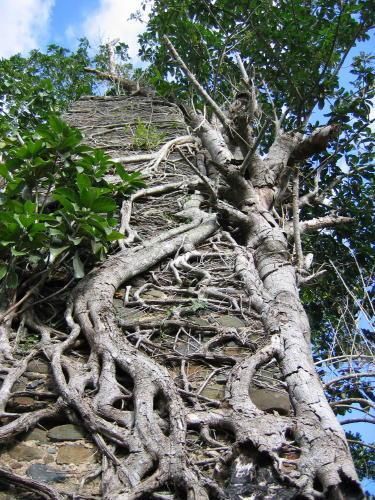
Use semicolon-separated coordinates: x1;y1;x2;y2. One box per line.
0;95;363;499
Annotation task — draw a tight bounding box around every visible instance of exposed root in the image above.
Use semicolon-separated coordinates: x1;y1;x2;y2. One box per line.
0;95;363;499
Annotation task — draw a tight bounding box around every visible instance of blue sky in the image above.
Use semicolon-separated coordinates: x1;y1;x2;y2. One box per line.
0;0;148;63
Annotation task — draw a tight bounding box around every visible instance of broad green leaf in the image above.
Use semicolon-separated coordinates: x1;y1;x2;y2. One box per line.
106;230;125;241
0;164;11;180
91;197;117;213
49;245;69;262
73;251;85;278
6;270;18;288
80;188;98;208
0;265;7;280
11;248;28;256
76;173;91;191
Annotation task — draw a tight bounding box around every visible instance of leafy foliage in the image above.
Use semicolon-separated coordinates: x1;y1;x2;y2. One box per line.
0;38;138;135
94;41;133;77
139;0;373;118
130;118;166;150
0;115;143;288
346;432;375;482
0;40;95;136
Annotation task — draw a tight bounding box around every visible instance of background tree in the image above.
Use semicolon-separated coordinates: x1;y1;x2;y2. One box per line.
0;0;373;498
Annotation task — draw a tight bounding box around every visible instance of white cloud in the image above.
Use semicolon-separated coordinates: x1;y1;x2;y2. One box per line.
337;156;349;174
77;0;150;65
0;0;54;58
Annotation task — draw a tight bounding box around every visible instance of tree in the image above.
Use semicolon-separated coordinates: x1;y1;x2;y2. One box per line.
0;1;374;499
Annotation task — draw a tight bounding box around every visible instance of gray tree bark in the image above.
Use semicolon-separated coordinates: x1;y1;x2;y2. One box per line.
0;94;363;499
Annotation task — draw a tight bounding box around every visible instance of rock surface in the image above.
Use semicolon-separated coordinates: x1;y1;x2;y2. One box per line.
27;359;50;374
25;428;49;443
56;445;95;465
26;463;67;483
250;388;291;415
47;424;86;441
215;315;245;328
8;443;44;461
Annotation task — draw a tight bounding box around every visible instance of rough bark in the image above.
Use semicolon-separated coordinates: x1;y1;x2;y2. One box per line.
0;95;362;499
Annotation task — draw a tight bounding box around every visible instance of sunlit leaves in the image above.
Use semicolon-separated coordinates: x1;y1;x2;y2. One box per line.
0;116;144;288
0;39;95;136
140;0;374;121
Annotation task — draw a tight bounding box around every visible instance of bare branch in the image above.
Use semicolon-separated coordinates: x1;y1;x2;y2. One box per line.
292;168;303;271
239;118;270;177
285;215;354;235
217;200;249;224
112;135;199;169
324;371;375;389
84;67;152;96
289;124;340;163
330;398;374;409
163;36;229;128
340;417;375;425
315;354;374;366
177;147;217;201
298;269;327;286
347;440;375;452
235;53;249;85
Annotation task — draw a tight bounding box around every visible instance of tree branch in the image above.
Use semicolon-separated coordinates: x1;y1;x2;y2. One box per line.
292;168;303;270
112;136;199;171
239;118;270;177
315;354;374;366
299;215;354;233
330;398;375;409
340;417;375;425
177;147;217;201
324;371;375;389
163;36;229;128
289;124;340;163
347;440;375;452
84;67;152;96
285;215;354;235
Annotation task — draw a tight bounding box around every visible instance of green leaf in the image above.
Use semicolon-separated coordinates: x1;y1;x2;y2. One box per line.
73;251;85;278
48;115;66;133
49;245;69;262
79;188;98;208
76;173;91;191
11;248;28;256
0;265;7;280
24;200;36;214
91;197;117;213
106;230;125;241
54;188;79;202
53;194;76;212
115;163;129;182
6;270;18;288
0;164;11;180
68;235;84;245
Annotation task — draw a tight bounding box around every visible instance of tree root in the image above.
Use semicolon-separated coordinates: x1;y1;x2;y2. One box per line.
0;96;364;499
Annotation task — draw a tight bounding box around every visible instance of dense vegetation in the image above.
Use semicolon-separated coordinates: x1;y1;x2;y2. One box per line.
0;1;374;497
